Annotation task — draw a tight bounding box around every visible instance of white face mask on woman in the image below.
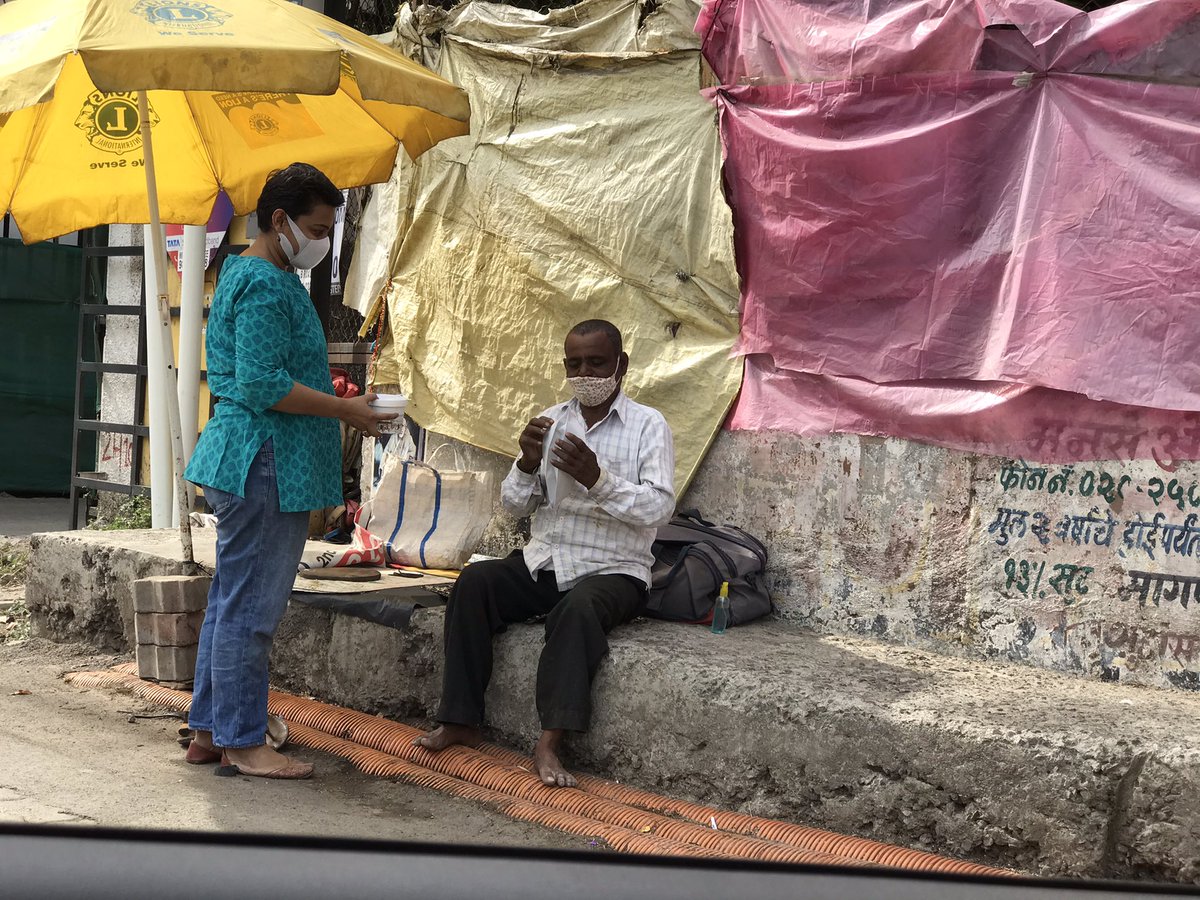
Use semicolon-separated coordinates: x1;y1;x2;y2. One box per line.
567;374;618;407
278;214;330;270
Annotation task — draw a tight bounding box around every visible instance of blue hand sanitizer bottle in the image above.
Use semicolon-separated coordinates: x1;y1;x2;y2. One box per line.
711;581;730;634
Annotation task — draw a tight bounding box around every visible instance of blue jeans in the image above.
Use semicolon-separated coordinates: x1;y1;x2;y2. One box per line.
189;440;310;749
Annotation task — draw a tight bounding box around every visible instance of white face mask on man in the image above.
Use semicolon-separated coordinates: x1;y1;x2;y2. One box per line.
567;374;618;408
277;214;330;270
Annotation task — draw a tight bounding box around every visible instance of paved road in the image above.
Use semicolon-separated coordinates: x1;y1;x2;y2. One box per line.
0;638;584;851
0;497;73;539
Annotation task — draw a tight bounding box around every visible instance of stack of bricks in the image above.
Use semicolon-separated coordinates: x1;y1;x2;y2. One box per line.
133;575;211;689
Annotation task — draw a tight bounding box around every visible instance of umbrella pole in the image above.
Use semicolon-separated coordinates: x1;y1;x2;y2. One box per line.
139;92;195;567
178;225;206;469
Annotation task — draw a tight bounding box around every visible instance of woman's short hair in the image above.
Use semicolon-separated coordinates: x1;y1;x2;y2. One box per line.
255;163;344;232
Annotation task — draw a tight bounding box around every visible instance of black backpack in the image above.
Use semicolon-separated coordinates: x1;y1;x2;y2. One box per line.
646;510;772;626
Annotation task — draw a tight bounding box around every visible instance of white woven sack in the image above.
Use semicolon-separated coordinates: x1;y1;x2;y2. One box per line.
370;443;494;569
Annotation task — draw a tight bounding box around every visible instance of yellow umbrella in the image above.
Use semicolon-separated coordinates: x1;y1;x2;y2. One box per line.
0;0;469;241
0;0;471;562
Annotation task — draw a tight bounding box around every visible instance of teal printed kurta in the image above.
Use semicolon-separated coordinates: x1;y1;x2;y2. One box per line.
185;255;342;512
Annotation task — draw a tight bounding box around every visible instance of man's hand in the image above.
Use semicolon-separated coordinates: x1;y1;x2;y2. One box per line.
551;432;601;489
517;416;555;473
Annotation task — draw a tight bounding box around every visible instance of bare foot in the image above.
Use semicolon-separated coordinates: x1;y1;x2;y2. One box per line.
413;723;483;752
191;729;215;751
223;744;313;779
534;730;576;788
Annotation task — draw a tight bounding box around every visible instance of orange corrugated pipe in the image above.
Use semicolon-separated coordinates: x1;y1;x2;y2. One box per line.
65;667;1013;877
254;687;1010;877
251;692;868;866
286;722;719;859
274;697;859;867
72;669;856;866
67;669;730;860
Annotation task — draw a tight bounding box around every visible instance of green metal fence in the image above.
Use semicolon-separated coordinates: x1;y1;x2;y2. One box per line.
0;236;97;494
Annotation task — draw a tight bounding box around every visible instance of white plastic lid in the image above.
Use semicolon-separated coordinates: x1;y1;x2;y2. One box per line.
370;393;408;408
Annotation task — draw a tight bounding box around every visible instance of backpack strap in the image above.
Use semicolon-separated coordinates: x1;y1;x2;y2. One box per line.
676;508;716;528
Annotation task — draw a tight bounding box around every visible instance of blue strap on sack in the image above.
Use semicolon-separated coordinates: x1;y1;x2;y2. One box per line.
387;462;411;559
418;468;443;568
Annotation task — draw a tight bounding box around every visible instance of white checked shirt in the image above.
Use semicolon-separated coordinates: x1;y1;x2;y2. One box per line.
502;392;676;590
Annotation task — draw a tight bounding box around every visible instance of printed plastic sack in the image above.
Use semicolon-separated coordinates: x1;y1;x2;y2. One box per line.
369;443;494;570
297;502;386;570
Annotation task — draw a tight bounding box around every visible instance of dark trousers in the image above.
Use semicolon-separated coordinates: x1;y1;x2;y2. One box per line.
437;552;646;733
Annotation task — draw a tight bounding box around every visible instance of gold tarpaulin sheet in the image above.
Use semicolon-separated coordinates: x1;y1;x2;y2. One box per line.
347;0;740;490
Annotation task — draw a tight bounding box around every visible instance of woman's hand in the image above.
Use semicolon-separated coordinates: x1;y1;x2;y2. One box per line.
271;384;399;437
339;393;398;438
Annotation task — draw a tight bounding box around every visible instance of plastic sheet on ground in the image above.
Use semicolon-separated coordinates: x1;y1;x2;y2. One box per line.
700;0;1200;457
290;586;445;632
346;0;739;490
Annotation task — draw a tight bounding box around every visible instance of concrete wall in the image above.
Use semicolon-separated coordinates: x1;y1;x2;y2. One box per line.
27;526;1200;879
408;428;1200;691
684;431;1200;693
270;603;1200;882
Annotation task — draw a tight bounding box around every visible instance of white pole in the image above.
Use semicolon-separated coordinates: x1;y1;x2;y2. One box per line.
139;92;194;565
178;224;205;465
142;223;174;530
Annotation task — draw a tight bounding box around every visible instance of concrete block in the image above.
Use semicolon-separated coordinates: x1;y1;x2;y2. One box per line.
136;642;198;684
132;575;211;615
134;610;204;647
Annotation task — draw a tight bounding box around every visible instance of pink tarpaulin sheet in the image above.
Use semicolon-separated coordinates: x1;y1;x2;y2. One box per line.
701;0;1200;457
714;71;1200;411
697;0;1200;86
730;355;1200;466
697;0;986;85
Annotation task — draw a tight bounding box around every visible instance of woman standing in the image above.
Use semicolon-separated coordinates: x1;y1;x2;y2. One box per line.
183;163;394;779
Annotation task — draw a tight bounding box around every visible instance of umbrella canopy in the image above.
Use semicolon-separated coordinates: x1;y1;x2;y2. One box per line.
0;0;472;564
0;0;471;242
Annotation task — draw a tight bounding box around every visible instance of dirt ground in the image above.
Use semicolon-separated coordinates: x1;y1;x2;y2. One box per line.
0;637;586;851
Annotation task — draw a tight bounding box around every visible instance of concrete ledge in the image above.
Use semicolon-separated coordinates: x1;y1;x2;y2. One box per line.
26;531;198;651
271;603;1200;882
27;529;1200;882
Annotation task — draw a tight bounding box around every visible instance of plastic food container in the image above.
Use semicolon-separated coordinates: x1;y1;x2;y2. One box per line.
369;393;407;434
539;417;569;505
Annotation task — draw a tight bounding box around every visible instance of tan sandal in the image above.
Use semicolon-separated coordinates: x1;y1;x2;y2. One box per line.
216;752;313;780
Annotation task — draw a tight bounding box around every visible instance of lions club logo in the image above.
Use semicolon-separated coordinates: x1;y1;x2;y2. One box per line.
75;92;160;156
213;92;324;150
248;113;280;138
133;1;230;31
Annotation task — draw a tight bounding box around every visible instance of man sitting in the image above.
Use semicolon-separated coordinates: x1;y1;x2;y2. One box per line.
415;319;675;787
